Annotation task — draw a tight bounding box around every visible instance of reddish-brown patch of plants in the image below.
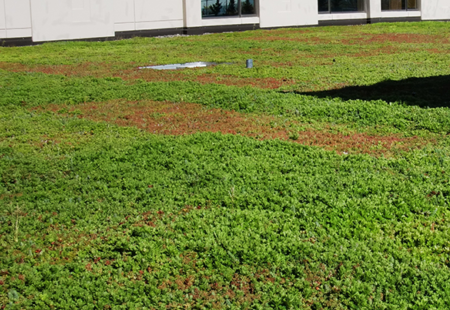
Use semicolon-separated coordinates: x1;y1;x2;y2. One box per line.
342;33;448;45
245;33;447;46
0;62;114;77
32;100;432;156
427;48;450;54
0;193;23;200
0;62;293;89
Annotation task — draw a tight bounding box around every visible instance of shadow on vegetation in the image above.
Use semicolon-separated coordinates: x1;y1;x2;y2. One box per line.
288;75;450;108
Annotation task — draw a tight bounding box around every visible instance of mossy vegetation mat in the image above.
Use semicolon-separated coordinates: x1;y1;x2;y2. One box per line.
1;22;450;309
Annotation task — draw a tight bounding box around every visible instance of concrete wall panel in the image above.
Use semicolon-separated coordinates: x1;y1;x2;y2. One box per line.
135;20;184;30
422;0;450;20
113;0;184;32
31;0;114;42
5;0;31;29
2;0;32;38
114;0;135;31
184;0;202;27
259;0;318;28
367;0;381;18
135;0;183;23
6;27;32;38
0;0;6;31
114;0;135;24
318;12;368;21
114;22;135;32
201;16;259;26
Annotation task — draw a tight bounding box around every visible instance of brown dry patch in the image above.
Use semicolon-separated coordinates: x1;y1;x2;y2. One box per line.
127;70;293;89
1;213;104;268
32;100;431;156
157;272;260;309
0;61;292;89
0;193;23;200
265;46;408;67
427;48;450;54
351;45;403;57
243;32;444;46
107;66;292;89
0;62;117;77
342;33;448;45
300;261;346;308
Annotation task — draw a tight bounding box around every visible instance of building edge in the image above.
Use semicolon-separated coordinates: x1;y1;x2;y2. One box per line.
2;18;450;47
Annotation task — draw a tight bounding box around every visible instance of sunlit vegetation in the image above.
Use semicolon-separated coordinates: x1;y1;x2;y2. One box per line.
1;22;450;309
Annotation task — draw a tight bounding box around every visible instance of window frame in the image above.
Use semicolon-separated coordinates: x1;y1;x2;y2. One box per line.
201;0;258;18
318;0;366;14
381;0;419;11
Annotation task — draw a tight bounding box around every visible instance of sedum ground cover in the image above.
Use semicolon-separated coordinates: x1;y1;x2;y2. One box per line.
1;21;450;309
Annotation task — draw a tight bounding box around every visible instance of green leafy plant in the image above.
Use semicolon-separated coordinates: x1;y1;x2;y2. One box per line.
289;131;300;140
2;22;450;309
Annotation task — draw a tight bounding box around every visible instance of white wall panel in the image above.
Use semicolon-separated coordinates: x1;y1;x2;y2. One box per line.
31;0;114;42
259;0;318;28
318;13;368;21
202;16;259;26
184;0;202;27
0;0;6;31
135;20;184;30
5;0;31;29
0;30;6;38
6;27;32;38
114;0;135;24
422;0;450;20
367;0;381;18
3;0;32;38
114;0;135;31
114;22;135;32
135;0;183;23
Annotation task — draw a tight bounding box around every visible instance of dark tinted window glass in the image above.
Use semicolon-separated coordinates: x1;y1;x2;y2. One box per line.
202;0;255;17
226;0;239;15
241;0;255;15
319;0;364;13
382;0;417;10
331;0;362;12
407;0;417;9
202;0;238;17
318;0;329;12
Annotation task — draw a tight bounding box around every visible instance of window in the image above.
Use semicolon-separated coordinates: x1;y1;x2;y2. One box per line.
202;0;256;18
381;0;417;10
319;0;365;13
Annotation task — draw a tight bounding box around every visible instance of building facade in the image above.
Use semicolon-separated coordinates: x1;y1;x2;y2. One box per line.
0;0;449;44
